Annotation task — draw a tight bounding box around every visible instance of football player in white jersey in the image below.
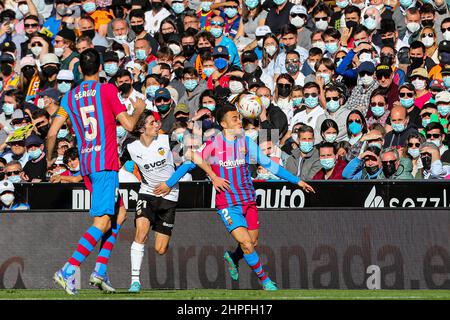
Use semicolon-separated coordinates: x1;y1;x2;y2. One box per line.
121;110;179;293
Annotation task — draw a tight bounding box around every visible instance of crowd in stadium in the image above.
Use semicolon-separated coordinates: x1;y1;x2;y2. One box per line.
0;0;449;210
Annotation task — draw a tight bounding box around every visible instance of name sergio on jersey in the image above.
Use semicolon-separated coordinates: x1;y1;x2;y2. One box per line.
75;89;96;100
218;158;245;168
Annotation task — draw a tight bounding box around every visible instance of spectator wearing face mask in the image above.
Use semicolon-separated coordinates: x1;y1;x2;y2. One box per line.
78;14;110;51
38;53;60;92
398;7;422;46
50;146;83;183
265;0;294;35
23;134;47;182
256;86;288;138
336;41;373;82
36;88;61;118
378;146;413;179
0;180;29;211
0;52;18;92
383;105;418;148
116;68;155;115
212;0;241;39
178;67;208;116
343;145;382;179
285;124;322;181
153;88;176;134
346;61;379;116
424;121;449;159
403;132;425;178
313;141;346;180
406;41;437;81
429;40;450;80
410;68;432;109
419;141;450;179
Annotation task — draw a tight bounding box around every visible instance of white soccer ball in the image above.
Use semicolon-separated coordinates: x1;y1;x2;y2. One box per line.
237;94;263;119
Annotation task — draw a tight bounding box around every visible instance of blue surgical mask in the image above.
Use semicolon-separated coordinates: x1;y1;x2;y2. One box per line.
408;147;420;158
326;100;340;113
371;106;385;117
400;98;415;108
363;17;377;30
28;148;42;160
214;57;228;70
304;96;319;108
300;141;314;153
438;105;450;116
368;142;382;149
57;128;69;139
172;2;185;14
82;2;96;13
392;123;405;132
224;7;238;18
3;103;14;116
201;1;213;11
348;121;363;135
443;76;450;88
203;103;216;111
135;49;147;60
116;126;126;139
58;82;71;93
8;175;21;184
320;157;336;170
273;0;286;5
146;85;159;98
325;42;339;54
324;133;337;143
336;0;349;8
318;73;331;85
104;63;119;76
400;0;413;8
203;67;215;78
245;0;259;9
210;27;223;38
175;132;184;143
184;79;198;91
422;118;431;128
293;97;303;107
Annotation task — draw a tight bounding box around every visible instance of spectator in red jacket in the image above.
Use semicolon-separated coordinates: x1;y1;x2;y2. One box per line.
313;141;347;180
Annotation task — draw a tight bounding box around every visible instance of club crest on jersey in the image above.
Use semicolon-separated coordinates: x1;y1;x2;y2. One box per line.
158;147;165;156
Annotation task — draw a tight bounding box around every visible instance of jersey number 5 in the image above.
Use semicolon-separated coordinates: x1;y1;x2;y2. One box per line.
80;105;98;141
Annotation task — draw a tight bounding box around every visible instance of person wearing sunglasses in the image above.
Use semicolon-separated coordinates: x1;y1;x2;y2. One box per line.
419;142;450;179
4;160;25;184
289;5;311;50
346;61;379;116
375;63;399;109
366;88;390;127
424;121;449;158
396;83;421;128
419;27;438;64
312;3;331;32
209;15;241;68
19;15;41;58
409;67;432;109
378;146;414;179
403;132;425;178
343;145;382;180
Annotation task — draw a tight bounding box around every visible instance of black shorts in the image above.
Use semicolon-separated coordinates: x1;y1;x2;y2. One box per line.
135;193;177;236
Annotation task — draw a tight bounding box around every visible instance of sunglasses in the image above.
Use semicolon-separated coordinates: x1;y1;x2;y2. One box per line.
314;17;328;22
408;142;420;148
410;76;425;81
348;119;362;124
304;93;318;98
364;156;378;161
376;73;391;80
399;92;414;98
31;42;43;47
325;96;339;102
382;160;397;165
277;83;292;88
426;133;441;139
441;27;450;33
421;33;434;38
24;23;39;28
360;71;374;77
286;58;299;63
57;80;71;84
421;152;431;157
6;170;22;176
370;102;385;107
291;13;305;18
210;21;224;27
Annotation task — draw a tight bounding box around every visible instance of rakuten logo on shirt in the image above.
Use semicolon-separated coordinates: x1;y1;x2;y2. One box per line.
218;159;245;168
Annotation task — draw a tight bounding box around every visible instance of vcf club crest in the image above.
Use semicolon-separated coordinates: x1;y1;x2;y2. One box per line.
158;147;165;156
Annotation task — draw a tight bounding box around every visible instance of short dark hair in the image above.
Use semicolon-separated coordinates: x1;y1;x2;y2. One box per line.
425;122;445;134
303;82;320;92
344;5;361;16
216;103;237;125
79;48;100;76
280;24;298;37
182;66;198;78
319;141;337;154
63;147;79;164
129;9;145;20
298;124;314;136
410;40;425;52
115;68;132;80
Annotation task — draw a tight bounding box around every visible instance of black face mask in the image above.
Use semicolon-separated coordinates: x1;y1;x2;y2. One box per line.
152;1;163;11
410;56;424;69
198;46;212;56
185;27;199;34
380;55;393;66
277;83;292;98
439;52;450;65
38;124;50;138
381;37;395;47
131;24;145;35
162;32;172;42
174;67;184;79
421;155;432;170
118;83;132;95
365;165;379;176
284;44;296;52
382;162;397;178
0;63;12;77
183;44;196;58
421;19;434;28
43;66;59;78
0;172;4;181
82;29;96;40
22;66;36;80
346;21;359;30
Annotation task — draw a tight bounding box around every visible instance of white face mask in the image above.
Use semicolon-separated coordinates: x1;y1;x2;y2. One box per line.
311;41;326;53
412;79;426;90
265;45;277;56
257;39;263;47
315;20;329;31
37;97;46;109
421;36;434;48
19;4;30;15
291;16;305;28
444;30;450;41
360;74;374;86
229;81;244;94
1;193;14;206
260;96;271;108
168;44;182;55
406;22;421;33
31;46;42;57
54;47;64;57
115;50;125;60
358;52;373;63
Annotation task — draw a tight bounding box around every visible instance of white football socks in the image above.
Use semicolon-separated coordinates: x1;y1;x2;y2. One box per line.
131;241;145;284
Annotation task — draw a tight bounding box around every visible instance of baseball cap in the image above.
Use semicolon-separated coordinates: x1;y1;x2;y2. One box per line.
439;40;450;53
241;50;258;63
212;46;229;58
25;134;44;147
244;74;264;89
174;103;189;115
435;91;450;103
0;180;14;195
357;61;375;74
375;64;392;76
290;5;307;15
57;28;76;43
410;68;429;79
0;53;14;64
37;88;60;101
0;41;16;53
154;88;171;100
399;82;415;92
57;69;74;81
11;109;24;121
40;53;60;66
429;79;445;90
255;25;272;38
19;56;36;69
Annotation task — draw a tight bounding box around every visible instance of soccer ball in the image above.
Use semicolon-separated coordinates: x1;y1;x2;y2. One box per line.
237;94;263;119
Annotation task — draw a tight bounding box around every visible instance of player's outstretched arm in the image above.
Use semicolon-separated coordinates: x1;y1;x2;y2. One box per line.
46;111;67;164
154;161;197;196
116;97;146;132
247;137;315;193
187;149;230;192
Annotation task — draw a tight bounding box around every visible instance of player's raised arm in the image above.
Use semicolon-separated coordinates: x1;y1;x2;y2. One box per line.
46;107;68;164
247;137;315;193
116;97;146;132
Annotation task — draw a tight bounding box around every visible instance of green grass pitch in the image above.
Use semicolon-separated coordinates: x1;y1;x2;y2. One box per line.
1;289;450;300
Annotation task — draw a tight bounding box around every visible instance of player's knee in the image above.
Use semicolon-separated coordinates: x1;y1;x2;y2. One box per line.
240;241;253;254
135;233;148;244
252;239;258;248
155;245;168;255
